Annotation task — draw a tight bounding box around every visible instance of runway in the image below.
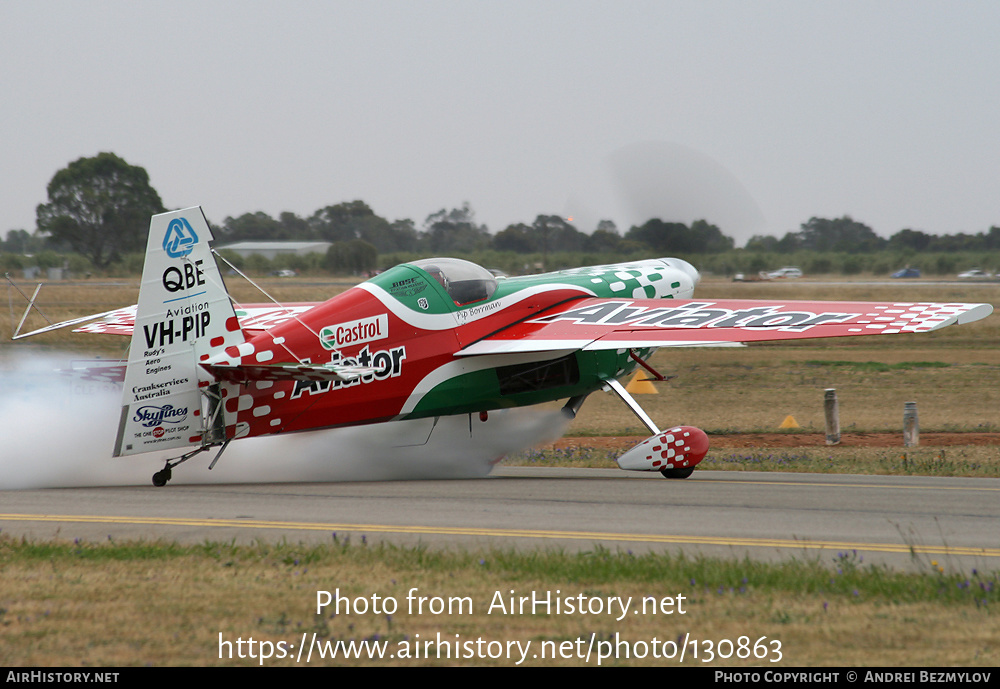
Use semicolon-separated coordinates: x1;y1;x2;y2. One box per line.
3;467;999;572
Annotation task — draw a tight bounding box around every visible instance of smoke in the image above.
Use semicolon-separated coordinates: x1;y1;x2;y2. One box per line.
0;351;571;489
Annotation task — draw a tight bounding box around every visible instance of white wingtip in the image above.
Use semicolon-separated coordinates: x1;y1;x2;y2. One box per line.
926;303;994;330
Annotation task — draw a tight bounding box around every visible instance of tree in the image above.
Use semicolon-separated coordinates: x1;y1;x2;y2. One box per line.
690;220;735;253
888;228;932;252
625;218;732;253
310;200;380;243
423;203;491;253
587;220;622;253
324;239;378;274
494;223;538;253
794;216;885;253
221;212;286;242
2;228;43;254
35;152;165;268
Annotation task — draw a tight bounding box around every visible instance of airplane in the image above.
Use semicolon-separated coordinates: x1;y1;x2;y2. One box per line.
13;207;994;486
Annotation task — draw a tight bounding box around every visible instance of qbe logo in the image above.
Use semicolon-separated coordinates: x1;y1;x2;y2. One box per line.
163;217;199;258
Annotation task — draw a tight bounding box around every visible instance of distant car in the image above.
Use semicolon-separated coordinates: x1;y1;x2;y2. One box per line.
765;267;803;279
957;269;991;279
891;268;921;278
270;269;297;278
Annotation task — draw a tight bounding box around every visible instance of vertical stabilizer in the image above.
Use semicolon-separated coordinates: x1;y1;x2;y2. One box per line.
114;207;244;456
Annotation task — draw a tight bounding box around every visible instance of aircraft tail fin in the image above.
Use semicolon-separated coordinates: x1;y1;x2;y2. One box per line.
114;207;244;457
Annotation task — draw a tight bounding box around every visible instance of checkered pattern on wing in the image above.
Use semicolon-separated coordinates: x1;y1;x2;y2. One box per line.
844;302;980;334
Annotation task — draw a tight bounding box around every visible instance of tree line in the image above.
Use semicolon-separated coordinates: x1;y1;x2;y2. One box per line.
4;152;1000;275
747;216;1000;254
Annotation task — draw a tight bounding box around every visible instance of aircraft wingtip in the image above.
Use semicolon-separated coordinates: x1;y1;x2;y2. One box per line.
957;303;994;325
927;303;994;330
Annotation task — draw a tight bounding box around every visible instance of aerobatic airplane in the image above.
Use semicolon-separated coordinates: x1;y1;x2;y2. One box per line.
14;207;993;485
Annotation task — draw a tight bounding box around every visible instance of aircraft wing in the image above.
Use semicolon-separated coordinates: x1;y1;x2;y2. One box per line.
456;298;994;355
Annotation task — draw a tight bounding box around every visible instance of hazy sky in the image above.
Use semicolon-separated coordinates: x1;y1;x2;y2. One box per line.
3;1;999;246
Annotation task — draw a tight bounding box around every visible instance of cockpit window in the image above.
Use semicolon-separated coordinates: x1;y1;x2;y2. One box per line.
411;258;499;305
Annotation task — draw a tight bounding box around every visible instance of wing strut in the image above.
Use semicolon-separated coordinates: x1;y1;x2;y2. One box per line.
628;349;674;382
5;274;121;339
7;277;47;337
603;377;660;435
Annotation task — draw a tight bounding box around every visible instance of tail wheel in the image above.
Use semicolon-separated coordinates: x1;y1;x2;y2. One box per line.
151;467;172;487
660;466;694;479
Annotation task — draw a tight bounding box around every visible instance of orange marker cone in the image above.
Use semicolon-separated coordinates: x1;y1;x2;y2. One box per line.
779;415;800;429
625;370;658;394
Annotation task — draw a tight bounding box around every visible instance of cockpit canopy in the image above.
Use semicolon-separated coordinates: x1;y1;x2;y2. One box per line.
410;257;499;304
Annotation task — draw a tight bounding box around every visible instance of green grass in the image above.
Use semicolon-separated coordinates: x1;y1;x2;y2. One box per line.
4;537;999;613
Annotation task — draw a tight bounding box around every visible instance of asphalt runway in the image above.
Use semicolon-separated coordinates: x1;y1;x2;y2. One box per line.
2;467;999;572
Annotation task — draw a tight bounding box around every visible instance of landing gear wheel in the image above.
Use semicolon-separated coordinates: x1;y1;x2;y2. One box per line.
660;466;694;479
152;466;172;487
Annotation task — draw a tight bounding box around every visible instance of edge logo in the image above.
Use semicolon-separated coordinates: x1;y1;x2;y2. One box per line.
163;217;199;258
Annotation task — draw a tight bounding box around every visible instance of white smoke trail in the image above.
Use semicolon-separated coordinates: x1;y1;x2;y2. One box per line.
0;350;571;489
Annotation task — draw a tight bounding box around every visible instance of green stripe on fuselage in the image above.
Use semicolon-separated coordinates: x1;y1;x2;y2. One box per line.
369;260;688;317
404;348;652;418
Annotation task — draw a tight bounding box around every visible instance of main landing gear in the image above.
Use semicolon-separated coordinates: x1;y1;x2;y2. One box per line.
602;356;710;478
659;466;695;479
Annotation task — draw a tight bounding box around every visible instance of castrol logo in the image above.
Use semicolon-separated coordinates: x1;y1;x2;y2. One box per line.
320;314;388;350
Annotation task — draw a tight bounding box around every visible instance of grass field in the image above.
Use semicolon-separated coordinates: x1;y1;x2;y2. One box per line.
2;275;998;666
2;537;997;666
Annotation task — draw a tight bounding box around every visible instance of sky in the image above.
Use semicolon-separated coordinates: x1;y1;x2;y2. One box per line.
3;1;1000;247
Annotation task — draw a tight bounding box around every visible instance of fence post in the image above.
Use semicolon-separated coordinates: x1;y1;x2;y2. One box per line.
824;388;840;445
903;401;919;447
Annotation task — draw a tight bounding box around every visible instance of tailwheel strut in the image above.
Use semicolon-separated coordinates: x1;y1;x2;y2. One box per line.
150;444;223;487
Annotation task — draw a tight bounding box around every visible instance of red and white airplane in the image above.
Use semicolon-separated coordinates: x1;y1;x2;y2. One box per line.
18;207;993;485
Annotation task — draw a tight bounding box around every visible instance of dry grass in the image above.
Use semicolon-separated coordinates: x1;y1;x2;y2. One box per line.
570;346;1000;435
2;538;997;666
508;443;1000;478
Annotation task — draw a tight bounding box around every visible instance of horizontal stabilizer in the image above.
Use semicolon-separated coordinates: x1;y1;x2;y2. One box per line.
60;360;128;385
202;362;374;385
71;304;317;336
12;308;129;340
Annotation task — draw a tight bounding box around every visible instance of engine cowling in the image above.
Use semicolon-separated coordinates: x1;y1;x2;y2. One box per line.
616;426;709;474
